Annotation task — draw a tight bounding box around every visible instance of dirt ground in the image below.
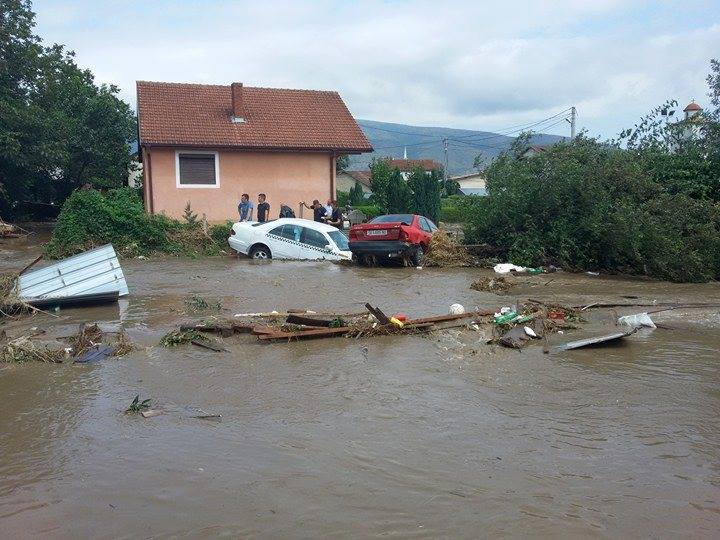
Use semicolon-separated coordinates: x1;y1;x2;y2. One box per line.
1;231;720;538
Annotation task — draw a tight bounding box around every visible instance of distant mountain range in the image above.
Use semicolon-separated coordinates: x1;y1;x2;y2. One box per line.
349;119;566;176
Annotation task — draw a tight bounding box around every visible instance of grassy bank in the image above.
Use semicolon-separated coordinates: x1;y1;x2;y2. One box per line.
44;188;233;259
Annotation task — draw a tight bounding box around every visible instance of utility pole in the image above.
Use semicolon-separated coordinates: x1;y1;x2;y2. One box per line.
443;137;449;184
570;106;577;140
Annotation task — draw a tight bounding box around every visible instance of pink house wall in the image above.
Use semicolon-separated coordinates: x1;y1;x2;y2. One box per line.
144;147;335;222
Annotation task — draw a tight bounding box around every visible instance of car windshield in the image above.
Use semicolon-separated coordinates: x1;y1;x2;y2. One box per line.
328;230;349;251
370;214;413;225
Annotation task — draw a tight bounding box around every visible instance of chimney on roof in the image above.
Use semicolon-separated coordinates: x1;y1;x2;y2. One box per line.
230;82;245;123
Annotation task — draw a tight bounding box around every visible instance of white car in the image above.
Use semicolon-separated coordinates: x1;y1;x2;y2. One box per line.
228;218;352;261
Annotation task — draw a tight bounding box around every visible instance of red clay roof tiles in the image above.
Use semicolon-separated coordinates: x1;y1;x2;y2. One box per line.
137;81;373;153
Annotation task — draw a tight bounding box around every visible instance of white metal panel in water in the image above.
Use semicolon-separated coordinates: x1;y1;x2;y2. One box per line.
18;244;129;300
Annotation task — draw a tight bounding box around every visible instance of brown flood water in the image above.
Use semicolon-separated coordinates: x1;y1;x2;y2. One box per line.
1;231;720;538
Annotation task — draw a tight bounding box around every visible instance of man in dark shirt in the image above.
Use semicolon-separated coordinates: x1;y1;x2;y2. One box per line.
304;199;326;222
325;200;343;228
257;193;270;222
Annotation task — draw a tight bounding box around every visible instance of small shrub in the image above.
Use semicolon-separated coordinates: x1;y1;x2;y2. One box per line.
45;188;230;259
353;205;383;219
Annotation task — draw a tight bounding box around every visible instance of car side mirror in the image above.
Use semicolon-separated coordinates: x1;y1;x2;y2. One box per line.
325;244;332;251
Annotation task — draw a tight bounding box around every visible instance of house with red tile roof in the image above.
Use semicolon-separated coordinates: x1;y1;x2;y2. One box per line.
387;159;443;172
386;158;443;181
336;170;372;195
136;81;372;222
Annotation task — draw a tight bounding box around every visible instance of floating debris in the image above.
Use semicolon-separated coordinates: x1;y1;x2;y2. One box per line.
125;395;151;414
0;336;65;363
424;230;474;267
553;328;637;351
471;276;515;293
160;329;210;347
18;244;128;304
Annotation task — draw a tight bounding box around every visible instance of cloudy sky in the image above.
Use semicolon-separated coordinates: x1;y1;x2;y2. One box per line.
33;0;720;138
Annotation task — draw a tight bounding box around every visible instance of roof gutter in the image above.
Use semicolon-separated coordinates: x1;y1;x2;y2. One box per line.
140;142;373;154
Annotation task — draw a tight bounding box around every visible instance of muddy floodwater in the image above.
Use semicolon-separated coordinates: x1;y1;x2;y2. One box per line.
2;232;720;538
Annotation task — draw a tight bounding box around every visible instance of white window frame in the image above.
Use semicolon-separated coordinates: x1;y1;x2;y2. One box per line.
175;150;220;189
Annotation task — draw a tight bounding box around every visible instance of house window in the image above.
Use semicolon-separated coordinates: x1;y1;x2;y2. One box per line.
176;151;219;188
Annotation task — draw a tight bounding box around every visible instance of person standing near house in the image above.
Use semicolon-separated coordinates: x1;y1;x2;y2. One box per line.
325;200;343;229
279;203;296;218
238;194;253;222
301;200;327;222
324;199;333;217
257;193;270;223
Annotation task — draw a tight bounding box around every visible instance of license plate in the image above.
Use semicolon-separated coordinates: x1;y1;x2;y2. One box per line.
367;229;388;236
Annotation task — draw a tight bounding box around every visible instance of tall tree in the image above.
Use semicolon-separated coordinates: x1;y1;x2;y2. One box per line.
0;0;136;219
348;180;365;206
369;158;393;211
386;169;410;213
408;167;441;223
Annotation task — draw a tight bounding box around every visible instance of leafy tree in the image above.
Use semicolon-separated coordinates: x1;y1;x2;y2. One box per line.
369;158;393;211
441;171;461;197
348;181;365;206
408;167;441;222
0;0;136;219
386;169;410;213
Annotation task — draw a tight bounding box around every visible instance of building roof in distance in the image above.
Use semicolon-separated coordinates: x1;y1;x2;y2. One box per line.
387;158;443;171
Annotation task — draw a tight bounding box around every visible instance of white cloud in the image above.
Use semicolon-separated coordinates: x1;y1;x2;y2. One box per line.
31;0;720;138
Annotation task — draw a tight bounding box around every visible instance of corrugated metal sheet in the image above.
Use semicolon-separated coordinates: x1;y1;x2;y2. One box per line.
18;244;129;300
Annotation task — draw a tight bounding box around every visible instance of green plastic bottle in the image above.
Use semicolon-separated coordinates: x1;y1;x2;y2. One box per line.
493;311;518;324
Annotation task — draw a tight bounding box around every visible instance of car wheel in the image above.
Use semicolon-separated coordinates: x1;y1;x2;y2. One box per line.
249;245;271;260
411;245;424;267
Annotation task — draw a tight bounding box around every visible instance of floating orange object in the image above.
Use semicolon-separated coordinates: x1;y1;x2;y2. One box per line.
393;313;407;322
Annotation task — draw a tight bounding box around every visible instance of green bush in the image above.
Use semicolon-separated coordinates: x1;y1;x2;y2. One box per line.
440;196;463;223
44;188;229;259
353;205;383;219
209;221;234;246
461;137;720;282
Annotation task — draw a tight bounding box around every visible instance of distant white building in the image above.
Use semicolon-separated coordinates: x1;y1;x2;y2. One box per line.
451;171;486;196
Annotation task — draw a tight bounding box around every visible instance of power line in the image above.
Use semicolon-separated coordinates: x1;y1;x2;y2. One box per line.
357;122;441;138
450;109;572;142
447;117;571;151
366;108;573;153
371;138;445;152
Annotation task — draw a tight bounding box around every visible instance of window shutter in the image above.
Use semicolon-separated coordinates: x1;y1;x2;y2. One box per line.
179;153;216;185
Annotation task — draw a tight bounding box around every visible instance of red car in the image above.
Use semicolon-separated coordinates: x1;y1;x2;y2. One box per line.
348;213;438;266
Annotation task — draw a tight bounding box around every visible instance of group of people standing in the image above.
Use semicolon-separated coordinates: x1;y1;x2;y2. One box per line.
237;194;343;229
303;199;343;228
237;193;296;223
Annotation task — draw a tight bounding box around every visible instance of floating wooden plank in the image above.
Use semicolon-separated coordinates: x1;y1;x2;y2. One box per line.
180;322;234;337
285;314;333;327
191;339;226;352
553;328;636;351
251;325;284;336
365;303;391;325
257;321;436;342
18;244;128;301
